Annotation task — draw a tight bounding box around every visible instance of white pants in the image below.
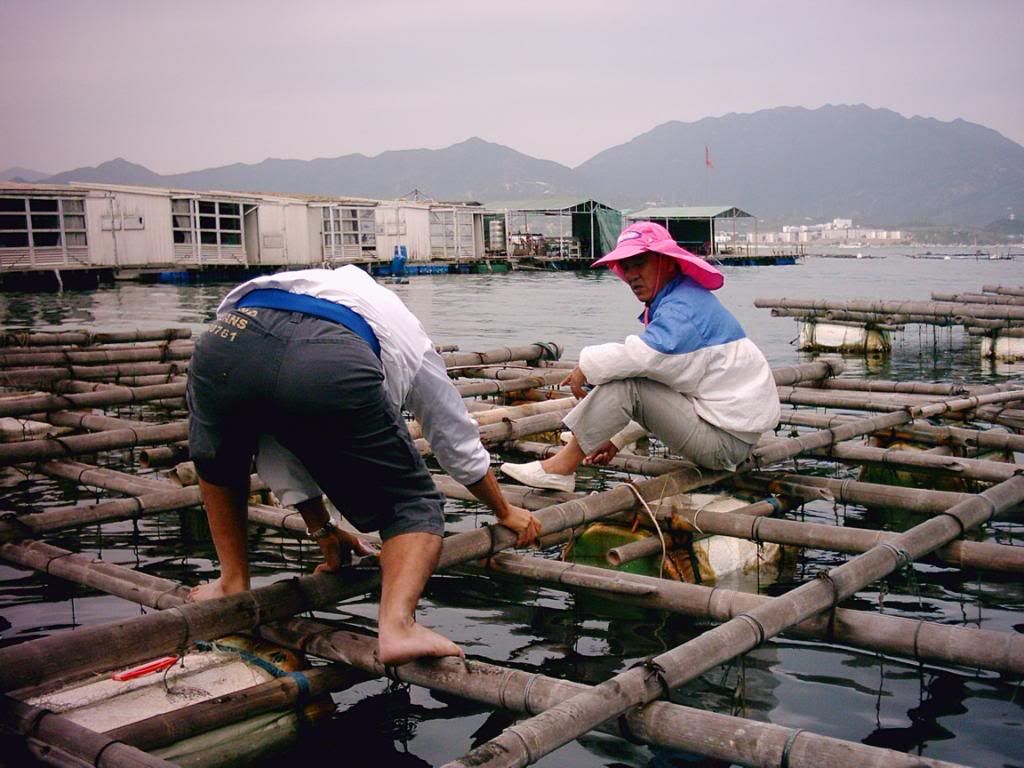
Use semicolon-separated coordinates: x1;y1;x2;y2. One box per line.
562;378;756;470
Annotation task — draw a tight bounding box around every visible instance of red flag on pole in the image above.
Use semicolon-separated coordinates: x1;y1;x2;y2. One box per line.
705;145;714;169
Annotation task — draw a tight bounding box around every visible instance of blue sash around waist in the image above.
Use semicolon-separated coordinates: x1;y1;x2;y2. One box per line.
235;288;381;359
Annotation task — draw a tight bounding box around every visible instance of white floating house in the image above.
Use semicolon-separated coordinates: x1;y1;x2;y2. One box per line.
0;182;489;282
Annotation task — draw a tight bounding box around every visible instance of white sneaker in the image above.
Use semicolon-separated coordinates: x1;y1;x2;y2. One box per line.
500;461;576;493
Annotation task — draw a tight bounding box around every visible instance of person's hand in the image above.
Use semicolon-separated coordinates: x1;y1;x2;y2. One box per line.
497;505;542;547
561;367;590;400
314;528;377;573
583;440;619;466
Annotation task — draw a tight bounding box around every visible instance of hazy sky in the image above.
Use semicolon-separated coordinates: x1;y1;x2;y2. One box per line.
2;0;1022;175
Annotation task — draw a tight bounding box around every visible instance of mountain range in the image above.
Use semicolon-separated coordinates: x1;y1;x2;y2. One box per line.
5;105;1022;228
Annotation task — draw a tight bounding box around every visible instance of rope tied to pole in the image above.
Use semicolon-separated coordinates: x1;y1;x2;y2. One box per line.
623;482;668;577
911;619;927;664
879;541;911;570
735;612;768;647
779;728;805;768
629;656;674;700
816;570;842;610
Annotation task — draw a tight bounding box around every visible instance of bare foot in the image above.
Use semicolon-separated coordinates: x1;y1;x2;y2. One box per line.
377;621;464;666
188;577;247;602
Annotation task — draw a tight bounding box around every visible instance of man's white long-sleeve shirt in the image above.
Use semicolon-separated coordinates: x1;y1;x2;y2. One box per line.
218;266;490;506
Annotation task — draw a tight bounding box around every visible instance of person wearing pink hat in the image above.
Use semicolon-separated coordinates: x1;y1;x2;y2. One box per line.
501;221;779;492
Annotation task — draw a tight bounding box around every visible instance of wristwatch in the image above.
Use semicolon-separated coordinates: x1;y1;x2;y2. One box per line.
307;519;337;540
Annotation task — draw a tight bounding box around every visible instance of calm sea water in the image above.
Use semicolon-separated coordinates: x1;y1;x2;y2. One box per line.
1;248;1022;767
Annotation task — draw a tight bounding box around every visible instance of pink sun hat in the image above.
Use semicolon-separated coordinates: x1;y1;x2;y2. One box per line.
592;221;725;291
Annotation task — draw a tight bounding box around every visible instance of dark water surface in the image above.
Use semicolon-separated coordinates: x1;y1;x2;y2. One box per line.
1;250;1022;767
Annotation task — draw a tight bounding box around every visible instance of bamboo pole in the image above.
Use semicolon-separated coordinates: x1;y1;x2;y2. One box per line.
737;473;973;514
137;443;190;468
780;407;1024;452
932;291;1024;305
443;474;1024;768
0;465;724;693
768;307;950;325
477;553;1024;674
0;342;194;368
982;284;1024;297
441;344;563;368
0;541;190;609
659;497;1024;574
261;620;965;768
0;383;187;418
0;362;187;387
967;326;1024;338
0;422;189;467
0;693;175;768
453;370;567;398
776;385;1024;428
808;441;1020;483
0;329;191;348
46;411;150;432
754;296;1024;322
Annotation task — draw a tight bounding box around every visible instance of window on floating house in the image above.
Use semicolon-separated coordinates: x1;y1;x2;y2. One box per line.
172;198;246;247
0;197;88;249
321;206;376;255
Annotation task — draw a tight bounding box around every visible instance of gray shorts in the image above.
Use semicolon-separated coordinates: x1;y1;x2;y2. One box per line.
563;377;756;470
186;307;444;540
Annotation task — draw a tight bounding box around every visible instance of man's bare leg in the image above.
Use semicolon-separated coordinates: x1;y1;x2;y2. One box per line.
190;478;251;601
376;531;462;665
540;433;587;476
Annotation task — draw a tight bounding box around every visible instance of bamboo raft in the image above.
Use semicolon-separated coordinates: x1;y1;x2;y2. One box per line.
0;328;1023;767
756;282;1024;359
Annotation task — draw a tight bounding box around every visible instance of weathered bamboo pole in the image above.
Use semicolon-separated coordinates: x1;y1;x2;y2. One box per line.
0;422;189;467
444;474;1024;768
453;364;558;380
754;296;1024;321
137;443;190;468
0;383;187;418
0;362;187;387
777;385;1024;428
808;442;1021;483
0;343;194;368
453;370;567;398
768;307;950;325
262;621;965;768
0;484;204;543
756;389;1024;467
982;284;1024;297
0;329;191;348
659;497;1024;574
0;541;190;609
932;291;1024;305
780;407;1024;452
0;465;724;693
441;343;563;368
105;664;367;752
36;460;172;494
0;340;190;364
46;411;150;432
0;693;175;768
967;326;1024;338
476;553;1024;674
802;378;970;395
